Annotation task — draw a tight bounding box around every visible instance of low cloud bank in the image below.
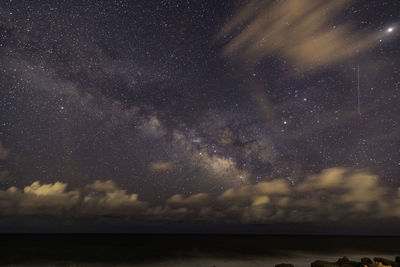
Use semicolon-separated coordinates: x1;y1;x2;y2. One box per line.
0;168;399;223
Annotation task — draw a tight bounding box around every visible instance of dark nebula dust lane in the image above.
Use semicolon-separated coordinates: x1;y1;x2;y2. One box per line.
0;0;400;231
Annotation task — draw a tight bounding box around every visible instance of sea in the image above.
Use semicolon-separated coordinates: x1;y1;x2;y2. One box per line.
1;235;399;266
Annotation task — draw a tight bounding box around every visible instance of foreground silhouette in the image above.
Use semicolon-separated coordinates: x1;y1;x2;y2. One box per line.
276;256;400;267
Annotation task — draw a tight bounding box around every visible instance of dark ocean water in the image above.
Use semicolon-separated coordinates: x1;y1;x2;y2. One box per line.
1;235;399;266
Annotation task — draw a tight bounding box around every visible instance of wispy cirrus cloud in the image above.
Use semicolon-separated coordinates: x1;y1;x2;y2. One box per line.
217;0;379;72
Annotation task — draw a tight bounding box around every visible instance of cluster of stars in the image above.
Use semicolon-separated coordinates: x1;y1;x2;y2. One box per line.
0;0;399;227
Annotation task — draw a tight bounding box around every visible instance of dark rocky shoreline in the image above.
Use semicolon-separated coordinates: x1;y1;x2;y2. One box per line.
277;256;400;267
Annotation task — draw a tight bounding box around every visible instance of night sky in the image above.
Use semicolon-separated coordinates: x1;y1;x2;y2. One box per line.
0;0;400;232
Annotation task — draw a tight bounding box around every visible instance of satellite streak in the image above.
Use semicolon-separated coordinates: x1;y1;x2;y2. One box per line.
357;65;361;115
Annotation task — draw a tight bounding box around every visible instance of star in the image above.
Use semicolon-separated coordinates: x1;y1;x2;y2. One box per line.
0;0;399;234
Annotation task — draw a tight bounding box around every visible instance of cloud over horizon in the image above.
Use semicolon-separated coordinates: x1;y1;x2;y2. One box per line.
0;167;399;224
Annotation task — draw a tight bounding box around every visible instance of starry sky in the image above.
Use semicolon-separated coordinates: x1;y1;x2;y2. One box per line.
0;0;400;233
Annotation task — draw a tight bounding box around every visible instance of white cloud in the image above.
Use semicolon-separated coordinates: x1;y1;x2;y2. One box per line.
219;179;290;203
168;193;210;207
0;168;398;223
86;180;119;193
139;116;166;138
24;181;68;196
82;180;147;217
0;180;146;217
297;168;387;213
297;168;348;191
0;181;79;216
217;0;379;72
252;196;270;206
149;161;174;171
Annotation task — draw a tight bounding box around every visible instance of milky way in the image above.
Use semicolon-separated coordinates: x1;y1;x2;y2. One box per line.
0;0;400;231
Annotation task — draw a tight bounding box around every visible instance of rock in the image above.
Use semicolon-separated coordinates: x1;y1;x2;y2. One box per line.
336;257;362;267
337;257;351;265
374;257;399;267
361;258;373;265
311;257;364;267
275;264;294;267
348;260;363;267
311;260;339;267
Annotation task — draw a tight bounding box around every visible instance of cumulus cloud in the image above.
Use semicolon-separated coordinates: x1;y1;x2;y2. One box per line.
149;161;175;171
168;193;210;207
0;181;79;216
297;168;348;191
86;180;119;193
217;179;291;222
217;0;379;72
159;193;215;221
0;168;398;223
198;168;395;223
219;179;290;203
0;180;146;217
24;181;69;196
139;116;166;138
82;180;147;217
385;188;400;218
81;181;147;216
297;168;387;213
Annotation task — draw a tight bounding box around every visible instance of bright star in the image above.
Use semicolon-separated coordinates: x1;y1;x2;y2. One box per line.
387;27;394;33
